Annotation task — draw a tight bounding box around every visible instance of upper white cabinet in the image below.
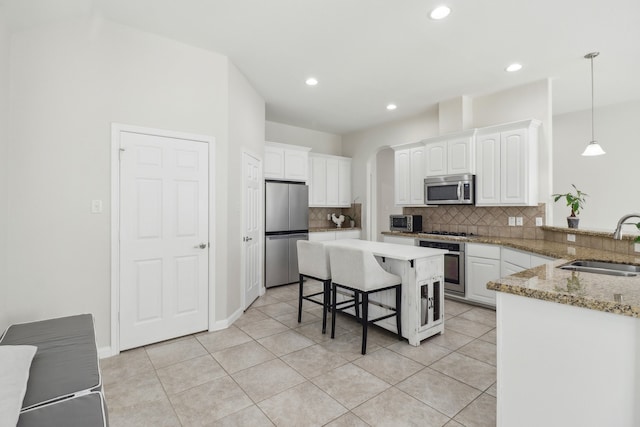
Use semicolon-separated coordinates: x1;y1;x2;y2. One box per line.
475;120;541;206
264;142;311;182
424;130;476;177
392;143;426;206
308;153;352;207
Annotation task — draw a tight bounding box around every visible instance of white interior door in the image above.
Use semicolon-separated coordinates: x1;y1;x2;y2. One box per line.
242;152;262;308
119;131;209;350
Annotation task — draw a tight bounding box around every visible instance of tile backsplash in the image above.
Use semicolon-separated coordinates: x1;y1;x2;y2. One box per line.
309;204;362;229
404;204;546;239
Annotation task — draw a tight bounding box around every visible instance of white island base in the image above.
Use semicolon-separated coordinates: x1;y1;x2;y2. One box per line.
497;292;640;427
324;239;446;346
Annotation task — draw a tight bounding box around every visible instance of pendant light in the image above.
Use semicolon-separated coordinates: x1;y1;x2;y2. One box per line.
581;52;606;156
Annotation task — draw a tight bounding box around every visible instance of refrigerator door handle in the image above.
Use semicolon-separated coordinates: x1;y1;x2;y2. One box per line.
267;233;308;239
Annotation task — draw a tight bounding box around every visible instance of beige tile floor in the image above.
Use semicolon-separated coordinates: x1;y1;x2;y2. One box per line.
102;282;497;426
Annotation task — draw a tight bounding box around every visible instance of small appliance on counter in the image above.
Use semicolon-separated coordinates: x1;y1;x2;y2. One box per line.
389;214;422;232
265;180;309;288
424;174;475;205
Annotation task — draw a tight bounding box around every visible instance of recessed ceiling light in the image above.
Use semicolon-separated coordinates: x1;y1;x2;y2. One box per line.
386;104;397;111
305;77;318;86
429;6;451;20
505;63;523;72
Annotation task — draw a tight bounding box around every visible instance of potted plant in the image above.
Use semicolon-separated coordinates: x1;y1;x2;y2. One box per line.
552;184;588;229
345;214;356;228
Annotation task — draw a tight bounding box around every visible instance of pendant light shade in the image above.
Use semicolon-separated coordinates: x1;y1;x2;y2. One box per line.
581;52;605;156
582;141;606;156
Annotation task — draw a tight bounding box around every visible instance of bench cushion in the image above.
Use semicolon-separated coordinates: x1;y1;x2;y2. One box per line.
17;392;108;427
0;314;101;409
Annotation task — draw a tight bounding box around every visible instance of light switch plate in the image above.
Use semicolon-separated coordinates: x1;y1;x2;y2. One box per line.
535;217;543;226
516;217;523;226
567;234;576;242
635;243;640;253
91;200;103;214
508;217;516;226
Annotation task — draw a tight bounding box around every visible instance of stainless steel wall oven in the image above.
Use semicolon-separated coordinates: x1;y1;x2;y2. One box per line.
419;239;465;296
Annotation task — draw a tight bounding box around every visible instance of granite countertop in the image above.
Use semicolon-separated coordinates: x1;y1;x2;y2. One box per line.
310;227;362;232
382;231;640;318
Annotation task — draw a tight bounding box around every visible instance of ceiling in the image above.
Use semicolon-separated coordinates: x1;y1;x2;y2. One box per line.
3;0;640;135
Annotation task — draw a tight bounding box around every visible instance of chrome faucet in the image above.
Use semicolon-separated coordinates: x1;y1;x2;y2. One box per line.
612;213;640;239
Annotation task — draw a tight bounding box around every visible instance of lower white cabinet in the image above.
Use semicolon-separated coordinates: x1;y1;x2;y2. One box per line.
309;230;361;242
382;235;416;246
466;243;501;306
466;244;555;307
501;247;554;277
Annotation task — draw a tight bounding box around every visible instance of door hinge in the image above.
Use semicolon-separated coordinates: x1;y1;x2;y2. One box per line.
119;148;125;160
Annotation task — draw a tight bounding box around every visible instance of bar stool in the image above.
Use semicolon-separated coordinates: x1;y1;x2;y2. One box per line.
296;240;332;333
328;246;402;355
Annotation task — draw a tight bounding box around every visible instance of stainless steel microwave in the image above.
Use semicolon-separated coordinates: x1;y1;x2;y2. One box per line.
424;174;475;205
389;215;422;232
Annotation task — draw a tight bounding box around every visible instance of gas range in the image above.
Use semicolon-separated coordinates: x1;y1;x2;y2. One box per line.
422;231;474;238
419;231;478;242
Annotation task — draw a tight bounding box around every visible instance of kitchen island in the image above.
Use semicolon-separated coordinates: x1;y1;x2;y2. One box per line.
488;260;640;427
323;239;447;346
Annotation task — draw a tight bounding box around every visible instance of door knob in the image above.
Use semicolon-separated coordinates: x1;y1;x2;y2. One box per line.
243;237;253;242
194;243;207;249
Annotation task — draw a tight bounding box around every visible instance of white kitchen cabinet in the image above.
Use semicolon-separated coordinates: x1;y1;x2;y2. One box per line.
264;142;311;181
424;130;476;177
308;154;352;207
309;230;361;241
424;141;447;176
466;243;501;306
392;143;426;206
475;120;540;206
501;247;554;278
382;235;416;246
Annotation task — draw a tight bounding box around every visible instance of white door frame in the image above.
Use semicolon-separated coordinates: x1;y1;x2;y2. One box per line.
110;123;216;356
240;149;265;310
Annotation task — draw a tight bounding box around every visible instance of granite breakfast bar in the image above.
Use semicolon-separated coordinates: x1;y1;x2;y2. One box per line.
488;259;640;427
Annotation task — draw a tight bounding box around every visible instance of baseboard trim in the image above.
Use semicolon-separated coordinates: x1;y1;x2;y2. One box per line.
98;346;116;359
210;306;244;331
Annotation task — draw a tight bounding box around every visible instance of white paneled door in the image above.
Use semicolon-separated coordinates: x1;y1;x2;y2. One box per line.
119;131;209;350
242;152;262;309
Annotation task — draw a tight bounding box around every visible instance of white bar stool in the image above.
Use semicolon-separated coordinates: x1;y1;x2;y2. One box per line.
328;245;402;355
296;240;331;333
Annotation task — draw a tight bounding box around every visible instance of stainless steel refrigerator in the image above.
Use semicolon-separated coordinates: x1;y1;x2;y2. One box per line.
265;181;309;288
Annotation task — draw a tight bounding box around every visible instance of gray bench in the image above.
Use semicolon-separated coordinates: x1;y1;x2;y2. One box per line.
0;314;108;426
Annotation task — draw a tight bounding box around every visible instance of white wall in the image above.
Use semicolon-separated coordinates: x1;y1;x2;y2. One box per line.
553;99;640;231
473;79;553;214
266;121;342;156
376;148;401;240
342;109;439;239
226;62;265;316
0;10;9;331
6;16;231;348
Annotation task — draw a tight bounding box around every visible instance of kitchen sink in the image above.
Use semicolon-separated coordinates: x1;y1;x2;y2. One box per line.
558;260;640;277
